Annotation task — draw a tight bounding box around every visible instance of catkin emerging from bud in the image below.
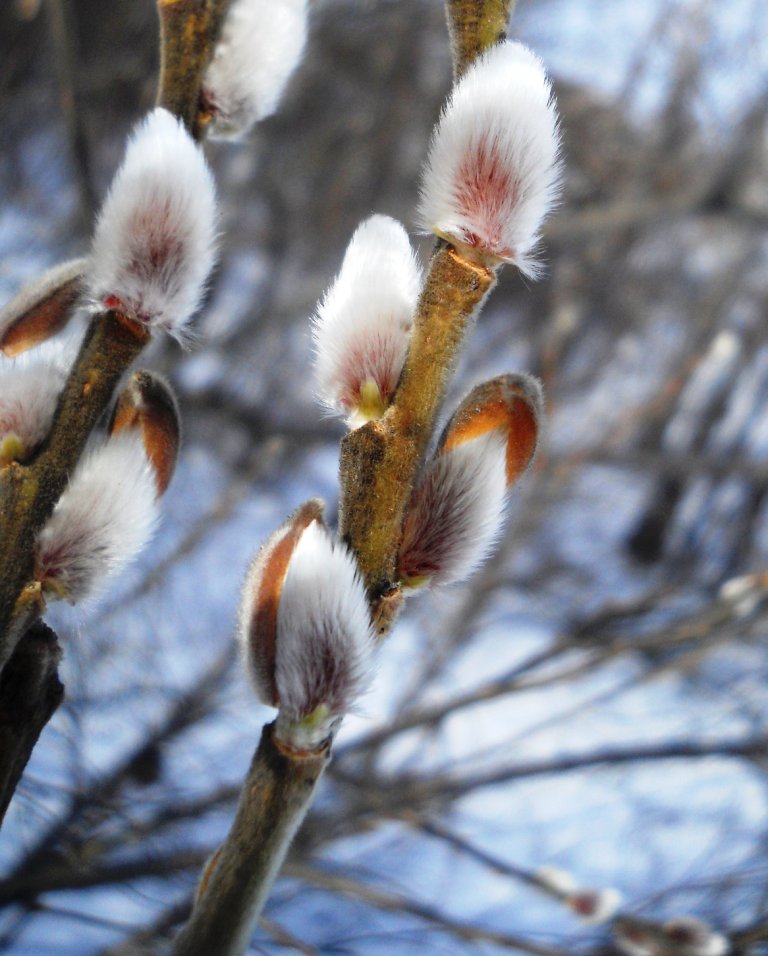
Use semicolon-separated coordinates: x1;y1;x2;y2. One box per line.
398;374;543;587
35;433;159;603
418;41;561;274
202;0;309;139
239;504;375;750
110;370;181;496
313;215;421;428
86;108;217;338
398;431;508;587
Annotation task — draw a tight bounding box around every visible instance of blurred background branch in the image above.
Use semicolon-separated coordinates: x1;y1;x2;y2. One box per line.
1;0;768;952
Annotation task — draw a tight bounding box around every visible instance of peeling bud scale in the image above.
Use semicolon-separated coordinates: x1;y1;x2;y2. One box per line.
110;370;181;496
239;500;325;707
34;433;159;603
0;357;67;465
397;374;543;587
313;215;421;428
440;373;543;485
239;505;375;751
0;258;86;357
417;41;562;274
86;108;217;338
202;0;309;139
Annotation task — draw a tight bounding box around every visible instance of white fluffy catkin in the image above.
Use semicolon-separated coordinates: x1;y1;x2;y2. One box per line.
203;0;309;139
275;521;374;723
313;215;421;427
417;41;562;276
398;430;508;587
35;433;159;603
0;357;67;461
86;108;217;338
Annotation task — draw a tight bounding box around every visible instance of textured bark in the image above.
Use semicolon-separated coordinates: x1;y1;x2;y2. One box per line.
156;0;231;138
172;722;329;956
445;0;515;78
0;621;64;826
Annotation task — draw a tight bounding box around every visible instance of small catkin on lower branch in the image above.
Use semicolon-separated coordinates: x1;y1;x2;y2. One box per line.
338;243;496;605
156;0;231;139
172;722;329;956
445;0;516;78
0;311;148;670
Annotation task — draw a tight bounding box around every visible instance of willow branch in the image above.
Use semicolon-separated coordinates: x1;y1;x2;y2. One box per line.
445;0;516;78
0;620;64;826
338;0;516;621
156;0;231;139
0;312;148;672
339;243;495;606
172;722;329;956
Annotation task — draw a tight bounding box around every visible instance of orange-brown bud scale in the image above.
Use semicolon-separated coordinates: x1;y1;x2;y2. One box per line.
440;374;541;486
1;262;85;357
243;500;324;706
110;370;181;496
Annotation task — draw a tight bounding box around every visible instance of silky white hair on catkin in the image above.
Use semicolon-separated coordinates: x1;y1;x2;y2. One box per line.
204;0;309;139
86;108;217;338
35;433;159;603
398;431;508;586
275;521;374;720
313;214;421;425
417;41;562;276
0;357;67;456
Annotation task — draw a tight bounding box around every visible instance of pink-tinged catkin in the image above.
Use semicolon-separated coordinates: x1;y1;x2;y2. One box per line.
86;108;217;339
417;41;562;275
35;433;159;603
239;507;375;749
398;431;508;587
0;355;67;464
313;214;421;428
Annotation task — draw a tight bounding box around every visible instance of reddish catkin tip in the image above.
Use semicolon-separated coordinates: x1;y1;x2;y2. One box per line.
0;258;86;357
417;41;562;274
439;373;543;487
110;370;181;497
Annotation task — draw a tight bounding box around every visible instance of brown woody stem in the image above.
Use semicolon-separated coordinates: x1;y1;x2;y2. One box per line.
156;0;231;139
445;0;515;78
172;722;329;956
338;243;496;603
0;312;148;672
0;620;64;826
